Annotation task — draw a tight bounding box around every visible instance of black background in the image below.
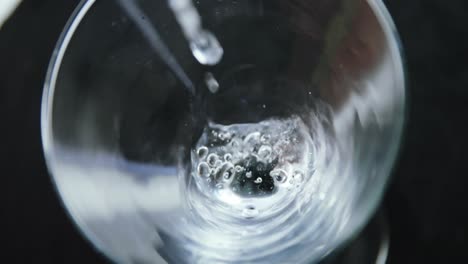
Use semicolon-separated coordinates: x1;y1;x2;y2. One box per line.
1;0;467;263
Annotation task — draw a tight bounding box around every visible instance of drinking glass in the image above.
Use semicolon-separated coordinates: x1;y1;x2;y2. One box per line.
42;0;405;263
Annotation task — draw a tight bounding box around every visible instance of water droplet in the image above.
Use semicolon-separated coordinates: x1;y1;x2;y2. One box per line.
207;153;218;166
293;171;304;183
215;162;234;181
216;183;223;189
190;30;223;65
254;177;262;184
262;104;266;109
197;162;210;177
242;205;259;219
230;139;240;147
258;145;272;159
205;72;219;93
246;171;252;178
270;169;288;183
224;167;234;179
197;146;208;159
235;165;244;172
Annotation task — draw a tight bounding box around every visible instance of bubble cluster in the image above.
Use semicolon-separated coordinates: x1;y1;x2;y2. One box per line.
190;117;312;219
174;106;358;264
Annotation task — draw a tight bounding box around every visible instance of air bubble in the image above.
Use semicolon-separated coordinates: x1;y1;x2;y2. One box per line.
270;169;288;183
230;139;240;147
207;153;218;166
224;153;232;162
214;160;223;168
197;146;209;159
223;167;235;180
218;132;227;140
293;171;304;183
197;162;210;177
242;206;259;219
258;145;272;160
215;162;234;181
235;165;244;172
260;134;270;143
254;177;262;184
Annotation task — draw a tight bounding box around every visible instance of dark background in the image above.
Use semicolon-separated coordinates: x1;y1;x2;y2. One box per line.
1;0;467;263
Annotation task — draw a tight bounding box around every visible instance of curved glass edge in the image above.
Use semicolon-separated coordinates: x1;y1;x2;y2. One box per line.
322;1;407;260
341;0;407;254
369;0;407;217
40;0;117;263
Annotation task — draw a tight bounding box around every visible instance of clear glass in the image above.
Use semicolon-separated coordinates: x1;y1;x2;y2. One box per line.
41;0;405;263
